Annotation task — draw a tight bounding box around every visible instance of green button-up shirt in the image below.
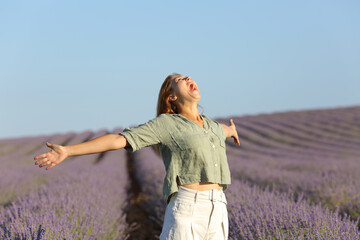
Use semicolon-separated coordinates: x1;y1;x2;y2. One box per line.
120;113;231;203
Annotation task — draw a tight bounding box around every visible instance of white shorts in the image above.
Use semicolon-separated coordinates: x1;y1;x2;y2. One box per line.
160;186;228;240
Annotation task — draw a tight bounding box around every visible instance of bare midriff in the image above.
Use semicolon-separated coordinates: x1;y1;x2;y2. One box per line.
176;177;222;191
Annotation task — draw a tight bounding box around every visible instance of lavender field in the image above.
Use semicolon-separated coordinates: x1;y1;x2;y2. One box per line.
1;106;360;239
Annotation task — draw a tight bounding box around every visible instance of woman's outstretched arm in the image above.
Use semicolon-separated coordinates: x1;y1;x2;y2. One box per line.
221;119;240;146
34;134;128;170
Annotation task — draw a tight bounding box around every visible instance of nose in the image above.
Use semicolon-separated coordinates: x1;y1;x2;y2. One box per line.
185;76;191;81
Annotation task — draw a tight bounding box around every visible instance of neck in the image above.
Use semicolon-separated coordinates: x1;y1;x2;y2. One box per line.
177;102;202;122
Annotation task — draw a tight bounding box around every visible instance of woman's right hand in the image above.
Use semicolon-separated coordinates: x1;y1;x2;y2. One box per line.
34;142;69;170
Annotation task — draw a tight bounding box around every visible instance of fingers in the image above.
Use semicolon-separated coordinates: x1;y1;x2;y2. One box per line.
46;163;56;171
229;118;240;146
35;158;53;168
232;135;240;146
39;160;51;168
34;142;57;170
46;142;53;148
34;151;57;170
34;153;47;160
35;157;48;165
229;119;234;126
37;159;57;170
35;156;55;167
34;151;49;165
33;142;54;160
235;137;240;146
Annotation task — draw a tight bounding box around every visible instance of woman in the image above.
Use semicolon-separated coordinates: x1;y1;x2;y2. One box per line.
34;73;240;240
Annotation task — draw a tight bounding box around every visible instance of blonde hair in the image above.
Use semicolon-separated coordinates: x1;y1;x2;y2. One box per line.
153;73;182;155
156;73;182;116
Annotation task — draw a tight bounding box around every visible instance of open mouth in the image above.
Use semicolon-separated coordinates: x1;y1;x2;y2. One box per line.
189;83;197;91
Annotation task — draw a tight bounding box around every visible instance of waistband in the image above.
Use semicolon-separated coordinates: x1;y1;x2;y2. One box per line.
171;186;227;204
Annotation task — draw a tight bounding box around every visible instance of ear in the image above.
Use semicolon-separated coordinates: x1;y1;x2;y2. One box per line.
169;95;177;102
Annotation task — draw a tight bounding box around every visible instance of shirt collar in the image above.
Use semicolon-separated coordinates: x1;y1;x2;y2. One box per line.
174;114;208;130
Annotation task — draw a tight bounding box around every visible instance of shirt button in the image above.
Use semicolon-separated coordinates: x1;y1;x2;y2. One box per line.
212;144;215;148
215;163;218;167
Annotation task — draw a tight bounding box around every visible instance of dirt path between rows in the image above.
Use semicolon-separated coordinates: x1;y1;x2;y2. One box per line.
124;151;161;240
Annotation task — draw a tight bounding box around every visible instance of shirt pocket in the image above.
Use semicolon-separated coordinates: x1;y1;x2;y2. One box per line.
170;129;197;151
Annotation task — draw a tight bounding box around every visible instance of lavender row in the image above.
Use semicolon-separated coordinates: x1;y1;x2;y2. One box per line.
227;178;360;239
265;116;360;147
221;114;359;162
0;128;130;239
130;147;360;239
248;118;360;152
218;106;360;222
227;146;360;222
232;119;359;158
233;107;360;142
0;130;107;205
0;149;129;239
261;106;360;132
131;146;167;238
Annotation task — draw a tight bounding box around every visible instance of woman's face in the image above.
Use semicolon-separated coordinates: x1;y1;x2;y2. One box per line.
171;75;201;103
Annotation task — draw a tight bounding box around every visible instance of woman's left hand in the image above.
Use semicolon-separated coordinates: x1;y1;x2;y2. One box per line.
222;119;240;146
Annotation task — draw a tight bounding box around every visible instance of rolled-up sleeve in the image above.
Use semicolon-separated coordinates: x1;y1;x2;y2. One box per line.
120;117;163;152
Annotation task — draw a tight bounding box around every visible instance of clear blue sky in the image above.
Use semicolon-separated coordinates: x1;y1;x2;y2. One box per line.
1;0;359;139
